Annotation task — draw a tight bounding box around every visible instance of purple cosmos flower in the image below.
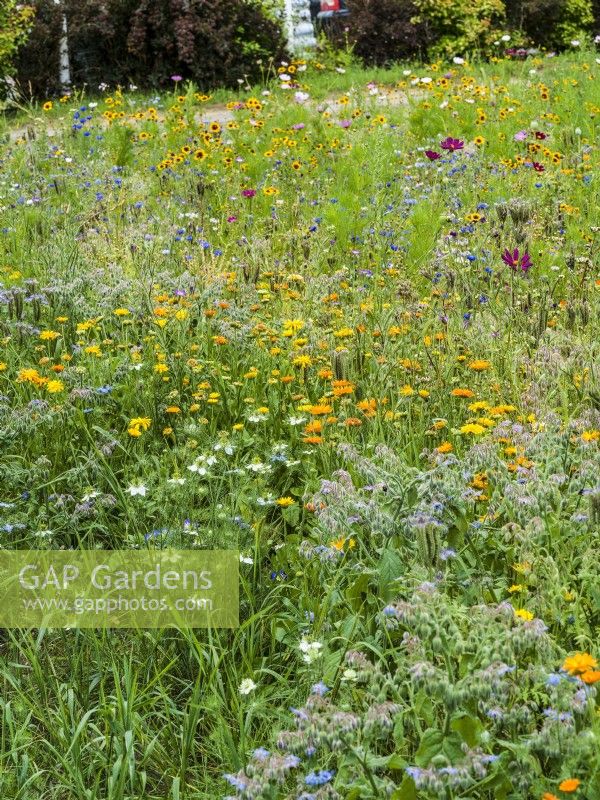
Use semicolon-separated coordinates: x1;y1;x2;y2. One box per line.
170;75;183;82
425;150;441;160
514;130;528;141
440;137;464;151
501;248;532;272
242;189;256;198
338;119;351;128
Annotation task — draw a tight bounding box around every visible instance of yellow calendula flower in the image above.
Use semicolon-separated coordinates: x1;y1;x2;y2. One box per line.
581;430;600;442
514;608;534;621
460;423;486;435
276;497;295;507
128;417;151;437
46;379;65;393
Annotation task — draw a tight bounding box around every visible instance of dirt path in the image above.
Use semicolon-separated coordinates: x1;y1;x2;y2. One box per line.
2;86;415;145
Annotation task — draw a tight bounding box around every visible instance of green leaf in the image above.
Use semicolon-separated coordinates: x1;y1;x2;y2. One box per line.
377;548;403;600
414;728;444;766
413;689;435;727
387;753;408;770
450;713;482;746
391;775;417;800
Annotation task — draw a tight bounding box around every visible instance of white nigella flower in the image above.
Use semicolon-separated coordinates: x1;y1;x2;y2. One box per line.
167;477;186;485
239;678;257;695
213;441;235;455
81;491;99;502
188;463;207;475
341;668;358;682
299;637;323;664
239;554;254;564
127;484;147;497
247;413;268;423
288;415;307;426
246;462;270;474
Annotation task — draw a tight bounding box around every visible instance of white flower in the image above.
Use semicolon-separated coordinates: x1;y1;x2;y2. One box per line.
127;484;147;497
335;67;346;74
571;39;580;47
239;678;257;695
288;416;307;426
246;462;270;474
240;554;254;564
420;77;432;84
341;668;358;682
299;637;323;663
81;491;99;502
453;56;465;65
167;477;186;485
294;91;310;104
279;73;291;82
187;463;207;475
501;34;511;42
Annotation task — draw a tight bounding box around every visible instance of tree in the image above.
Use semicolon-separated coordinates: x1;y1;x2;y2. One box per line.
0;1;35;94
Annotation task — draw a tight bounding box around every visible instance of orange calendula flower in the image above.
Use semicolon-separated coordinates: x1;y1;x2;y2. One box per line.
451;388;475;398
468;359;491;371
309;404;333;416
562;652;597;676
542;794;559;800
436;441;453;454
581;670;600;684
558;779;580;793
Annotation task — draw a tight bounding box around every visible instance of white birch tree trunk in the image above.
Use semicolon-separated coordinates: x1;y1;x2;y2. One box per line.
54;0;71;92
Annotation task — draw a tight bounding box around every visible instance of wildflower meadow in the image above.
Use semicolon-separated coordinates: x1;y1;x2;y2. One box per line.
1;50;600;799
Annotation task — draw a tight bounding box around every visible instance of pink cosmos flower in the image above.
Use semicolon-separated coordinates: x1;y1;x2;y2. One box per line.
501;248;532;272
440;137;464;151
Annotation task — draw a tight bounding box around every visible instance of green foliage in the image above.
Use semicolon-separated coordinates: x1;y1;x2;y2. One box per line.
411;0;507;56
553;0;595;46
0;1;35;89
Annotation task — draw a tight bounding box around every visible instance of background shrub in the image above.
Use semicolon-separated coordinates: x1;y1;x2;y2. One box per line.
15;0;288;97
126;0;288;89
328;0;429;66
0;1;35;95
504;0;595;48
411;0;506;57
